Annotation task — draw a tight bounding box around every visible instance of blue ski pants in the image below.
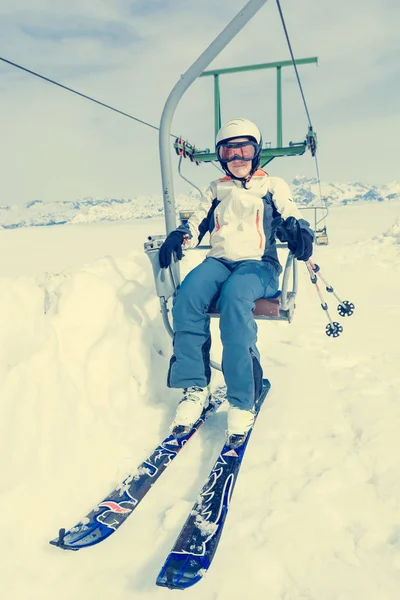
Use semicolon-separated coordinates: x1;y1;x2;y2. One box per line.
167;257;279;410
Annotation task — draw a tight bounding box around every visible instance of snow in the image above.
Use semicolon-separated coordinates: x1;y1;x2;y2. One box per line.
1;197;400;599
1;179;399;228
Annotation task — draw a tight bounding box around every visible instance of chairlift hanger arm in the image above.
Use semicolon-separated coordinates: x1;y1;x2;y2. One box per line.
159;0;270;235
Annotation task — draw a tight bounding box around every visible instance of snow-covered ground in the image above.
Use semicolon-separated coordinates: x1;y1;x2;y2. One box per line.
1;199;400;599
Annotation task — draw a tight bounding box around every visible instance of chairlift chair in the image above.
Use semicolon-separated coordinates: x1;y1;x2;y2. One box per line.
144;229;298;346
174;209;298;321
315;225;329;245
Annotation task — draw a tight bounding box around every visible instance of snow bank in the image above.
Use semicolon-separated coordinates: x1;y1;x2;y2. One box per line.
0;250;181;598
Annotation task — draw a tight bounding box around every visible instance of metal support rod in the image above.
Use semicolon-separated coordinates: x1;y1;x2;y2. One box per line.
200;56;318;77
194;143;306;164
160;298;174;338
159;0;269;235
214;74;221;137
177;157;204;199
279;251;296;310
276;66;282;147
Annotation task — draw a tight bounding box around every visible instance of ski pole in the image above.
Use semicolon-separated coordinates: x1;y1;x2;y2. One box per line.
308;260;355;318
305;261;343;337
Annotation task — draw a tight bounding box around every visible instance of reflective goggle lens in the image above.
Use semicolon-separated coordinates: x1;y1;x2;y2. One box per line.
217;141;257;162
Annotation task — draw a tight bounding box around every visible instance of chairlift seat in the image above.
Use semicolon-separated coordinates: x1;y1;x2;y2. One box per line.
315;226;329;246
145;236;298;329
207;291;295;321
315;235;328;246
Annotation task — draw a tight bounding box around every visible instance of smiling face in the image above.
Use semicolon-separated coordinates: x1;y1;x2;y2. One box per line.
224;137;253;179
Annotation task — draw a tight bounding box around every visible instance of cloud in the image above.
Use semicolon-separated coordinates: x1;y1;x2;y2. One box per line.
0;0;399;205
20;19;141;47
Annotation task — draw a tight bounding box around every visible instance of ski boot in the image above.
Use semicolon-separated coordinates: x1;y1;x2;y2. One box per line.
226;404;256;448
171;386;211;438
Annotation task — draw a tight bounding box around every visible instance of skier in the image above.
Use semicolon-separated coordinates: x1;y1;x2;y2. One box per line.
159;118;314;445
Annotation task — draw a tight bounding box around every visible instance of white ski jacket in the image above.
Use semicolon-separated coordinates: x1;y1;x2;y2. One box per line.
178;170;313;270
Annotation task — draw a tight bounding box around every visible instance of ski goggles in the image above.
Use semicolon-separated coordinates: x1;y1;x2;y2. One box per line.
216;140;258;163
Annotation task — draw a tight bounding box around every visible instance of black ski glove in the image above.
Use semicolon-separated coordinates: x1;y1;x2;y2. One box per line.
273;216;313;261
158;230;185;268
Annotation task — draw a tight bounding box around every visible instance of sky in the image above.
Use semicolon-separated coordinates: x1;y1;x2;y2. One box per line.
0;0;399;205
1;199;400;599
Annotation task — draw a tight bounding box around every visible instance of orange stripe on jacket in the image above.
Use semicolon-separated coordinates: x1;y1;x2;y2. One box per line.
218;169;268;181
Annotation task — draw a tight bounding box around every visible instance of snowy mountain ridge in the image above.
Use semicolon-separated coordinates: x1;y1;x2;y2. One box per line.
0;177;399;229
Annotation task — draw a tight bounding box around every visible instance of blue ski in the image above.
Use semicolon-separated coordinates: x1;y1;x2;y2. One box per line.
49;386;226;551
156;379;271;590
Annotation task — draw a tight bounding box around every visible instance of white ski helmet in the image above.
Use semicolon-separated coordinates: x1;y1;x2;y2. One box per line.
216;118;262;146
215;118;263;181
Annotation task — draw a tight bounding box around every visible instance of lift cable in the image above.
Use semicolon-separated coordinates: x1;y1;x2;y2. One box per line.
275;0;327;221
276;0;313;127
0;56;177;138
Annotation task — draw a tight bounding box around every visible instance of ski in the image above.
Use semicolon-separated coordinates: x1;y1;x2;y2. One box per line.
156;379;271;590
49;385;227;551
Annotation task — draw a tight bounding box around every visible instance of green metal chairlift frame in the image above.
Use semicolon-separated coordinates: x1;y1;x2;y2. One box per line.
178;57;329;245
194;57;317;167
